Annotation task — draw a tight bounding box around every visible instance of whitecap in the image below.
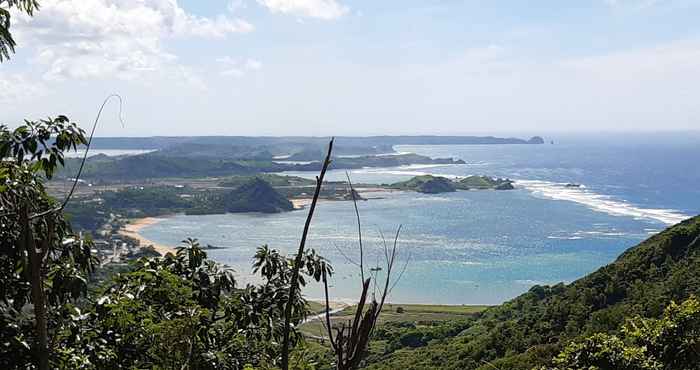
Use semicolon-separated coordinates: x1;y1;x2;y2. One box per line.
350;163;460;178
517;180;689;225
514;279;546;285
413;196;454;202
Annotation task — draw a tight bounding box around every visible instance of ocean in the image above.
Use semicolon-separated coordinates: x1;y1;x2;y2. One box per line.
139;133;700;305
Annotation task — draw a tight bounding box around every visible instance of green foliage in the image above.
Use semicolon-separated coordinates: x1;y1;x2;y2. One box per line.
390;175;514;193
455;175;513;190
0;117;97;368
366;216;700;369
219;174;316;188
58;151;463;181
390;175;457;194
45;239;332;369
64;200;110;232
373;319;475;352
0;116;87;179
0;0;39;61
545;296;700;370
222;178;294;213
101;185;192;216
64;178;296;232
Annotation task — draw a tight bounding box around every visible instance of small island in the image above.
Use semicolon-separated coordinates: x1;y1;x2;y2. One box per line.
456;175;515;190
390;175;457;194
222;178;294;213
390;175;515;194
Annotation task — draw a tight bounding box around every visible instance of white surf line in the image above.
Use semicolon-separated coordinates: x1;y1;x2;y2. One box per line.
350;163;461;179
301;306;347;325
516;180;690;225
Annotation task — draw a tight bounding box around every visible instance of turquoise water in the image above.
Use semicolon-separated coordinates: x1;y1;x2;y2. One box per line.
140;134;700;304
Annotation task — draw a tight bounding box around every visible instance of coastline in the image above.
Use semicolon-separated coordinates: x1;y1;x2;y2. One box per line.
118;217;178;256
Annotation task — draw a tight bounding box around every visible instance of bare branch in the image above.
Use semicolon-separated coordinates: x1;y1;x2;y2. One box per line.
280;138;334;370
332;241;360;268
375;225;402;321
322;267;337;352
29;94;124;220
388;251;411;295
345;172;365;284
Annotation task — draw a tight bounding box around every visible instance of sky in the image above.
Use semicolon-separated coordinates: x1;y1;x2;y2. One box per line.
1;0;700;136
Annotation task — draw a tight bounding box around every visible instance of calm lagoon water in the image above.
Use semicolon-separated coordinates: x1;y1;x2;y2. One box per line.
140;133;700;305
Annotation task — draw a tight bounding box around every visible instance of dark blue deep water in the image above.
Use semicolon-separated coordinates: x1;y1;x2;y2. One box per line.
141;133;700;304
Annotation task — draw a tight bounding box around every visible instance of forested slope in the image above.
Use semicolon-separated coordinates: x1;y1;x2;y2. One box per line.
366;215;700;369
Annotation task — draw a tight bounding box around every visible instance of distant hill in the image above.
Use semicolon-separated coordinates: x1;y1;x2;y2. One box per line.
456;175;514;190
87;135;544;153
59;152;465;181
366;215;700;370
390;175;514;193
390;175;457;194
223;178;293;213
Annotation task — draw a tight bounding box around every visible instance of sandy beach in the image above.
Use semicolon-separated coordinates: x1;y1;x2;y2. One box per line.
118;217;177;256
289;187;399;210
291;198;312;209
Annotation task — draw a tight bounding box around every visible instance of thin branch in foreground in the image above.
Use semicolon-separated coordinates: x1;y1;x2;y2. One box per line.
332;241;360;268
280;138;334;370
30;94;124;220
321;173;408;370
345;171;365;284
374;225;402;322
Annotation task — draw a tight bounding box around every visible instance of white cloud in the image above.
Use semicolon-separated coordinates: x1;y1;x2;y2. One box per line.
256;0;348;20
561;39;700;81
0;72;48;103
11;0;253;81
217;56;262;77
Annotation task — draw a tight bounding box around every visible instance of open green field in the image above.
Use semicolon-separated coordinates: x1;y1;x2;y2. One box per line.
300;303;490;339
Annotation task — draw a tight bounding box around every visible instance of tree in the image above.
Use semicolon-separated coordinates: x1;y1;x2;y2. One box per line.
0;0;39;61
48;239;331;369
544;296;700;370
0;117;97;370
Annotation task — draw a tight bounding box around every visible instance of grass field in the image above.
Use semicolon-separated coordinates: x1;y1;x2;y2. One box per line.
306;300;326;315
300;303;490;338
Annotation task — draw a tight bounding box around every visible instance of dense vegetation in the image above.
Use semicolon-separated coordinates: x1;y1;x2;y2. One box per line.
390;175;457;194
390;175;514;193
45;240;331;369
65;177;297;231
456;175;514;190
542;296;700;370
0;118;337;369
219;174;316;188
365;215;700;369
0;117;100;369
3;4;698;368
221;178;294;213
86;135;544;153
56;151;465;182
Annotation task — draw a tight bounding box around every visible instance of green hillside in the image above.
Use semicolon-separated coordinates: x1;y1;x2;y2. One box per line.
365;215;700;369
455;175;514;190
223;178;294;213
390;175;457;193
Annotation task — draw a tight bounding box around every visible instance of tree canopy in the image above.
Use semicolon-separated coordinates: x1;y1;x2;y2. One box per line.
0;0;39;61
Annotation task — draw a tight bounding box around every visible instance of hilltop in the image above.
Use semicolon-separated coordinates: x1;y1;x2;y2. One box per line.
390;175;514;193
87;135;545;152
365;215;700;369
222;178;294;213
390;175;457;193
59;152;465;181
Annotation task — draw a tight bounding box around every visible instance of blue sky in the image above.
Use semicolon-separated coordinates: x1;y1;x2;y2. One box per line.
2;0;699;136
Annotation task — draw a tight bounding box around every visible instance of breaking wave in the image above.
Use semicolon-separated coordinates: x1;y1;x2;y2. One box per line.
517;180;689;225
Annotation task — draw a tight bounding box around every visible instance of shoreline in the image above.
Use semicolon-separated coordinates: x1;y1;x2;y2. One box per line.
118;217;178;256
115;218;495;308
